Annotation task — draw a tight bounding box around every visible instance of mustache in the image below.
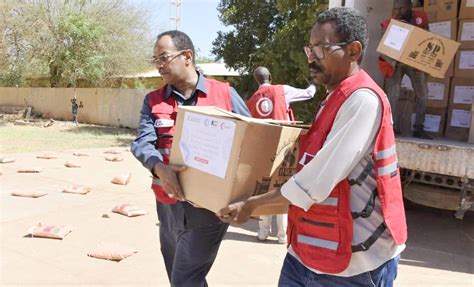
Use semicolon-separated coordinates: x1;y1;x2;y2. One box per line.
308;62;324;72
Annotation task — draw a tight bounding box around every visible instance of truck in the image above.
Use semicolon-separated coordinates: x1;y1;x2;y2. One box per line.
327;0;474;219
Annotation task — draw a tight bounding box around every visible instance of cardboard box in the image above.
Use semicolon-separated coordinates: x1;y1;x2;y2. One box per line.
458;19;474;49
449;77;474;109
445;106;472;141
377;19;460;78
454;49;474;77
459;0;474;19
400;75;451;108
411;107;447;138
424;0;458;21
169;106;305;215
429;19;457;40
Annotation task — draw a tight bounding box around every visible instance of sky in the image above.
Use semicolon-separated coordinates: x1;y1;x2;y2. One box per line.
139;0;230;59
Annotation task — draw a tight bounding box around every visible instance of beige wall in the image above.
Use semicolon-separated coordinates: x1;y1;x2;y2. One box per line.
0;88;153;128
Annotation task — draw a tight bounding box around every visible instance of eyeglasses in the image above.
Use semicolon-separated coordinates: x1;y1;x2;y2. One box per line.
150;50;187;66
303;42;348;60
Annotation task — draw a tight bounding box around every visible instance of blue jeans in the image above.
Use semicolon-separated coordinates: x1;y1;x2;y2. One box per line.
156;201;229;287
278;253;400;287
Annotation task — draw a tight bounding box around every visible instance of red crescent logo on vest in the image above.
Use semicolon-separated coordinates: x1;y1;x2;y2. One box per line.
255;97;273;117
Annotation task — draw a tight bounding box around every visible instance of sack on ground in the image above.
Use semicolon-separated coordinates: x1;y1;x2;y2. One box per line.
37;153;58;159
63;184;91;195
12;190;48;198
111;173;131;185
73;152;89;156
105;155;123;162
65;161;81;168
17;167;42;173
112;203;147;217
87;242;137;261
0;157;15;163
28;223;72;239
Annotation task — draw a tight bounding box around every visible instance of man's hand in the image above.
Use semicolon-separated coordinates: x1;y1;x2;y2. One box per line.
217;200;254;224
153;162;186;201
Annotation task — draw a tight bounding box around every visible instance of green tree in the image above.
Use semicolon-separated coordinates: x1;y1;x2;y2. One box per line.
1;0;154;87
212;0;328;122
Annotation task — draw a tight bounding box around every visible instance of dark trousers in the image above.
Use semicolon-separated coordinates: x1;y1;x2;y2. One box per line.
278;253;400;287
156;201;229;287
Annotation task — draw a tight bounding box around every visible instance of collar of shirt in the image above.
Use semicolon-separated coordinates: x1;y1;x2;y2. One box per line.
163;71;208;102
259;83;271;88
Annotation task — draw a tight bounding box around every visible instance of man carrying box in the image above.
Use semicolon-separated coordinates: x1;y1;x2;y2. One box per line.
379;0;433;139
218;7;407;286
131;30;249;286
247;66;316;244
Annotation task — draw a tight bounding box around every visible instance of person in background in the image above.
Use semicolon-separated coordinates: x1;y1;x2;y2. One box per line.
379;0;432;139
131;30;250;286
218;7;407;286
246;66;316;244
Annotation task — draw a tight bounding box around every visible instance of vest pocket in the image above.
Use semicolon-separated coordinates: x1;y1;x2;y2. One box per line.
297;215;340;258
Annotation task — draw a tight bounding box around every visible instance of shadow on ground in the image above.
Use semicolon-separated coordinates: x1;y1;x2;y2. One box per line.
400;200;473;275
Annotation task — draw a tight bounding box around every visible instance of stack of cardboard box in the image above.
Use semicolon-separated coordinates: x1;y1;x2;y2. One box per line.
393;0;473;142
447;0;473;142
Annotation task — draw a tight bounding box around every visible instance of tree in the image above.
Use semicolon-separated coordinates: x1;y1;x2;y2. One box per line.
212;0;328;122
0;0;155;87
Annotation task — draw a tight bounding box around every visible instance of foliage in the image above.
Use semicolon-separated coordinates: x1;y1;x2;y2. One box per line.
212;0;328;123
0;0;154;87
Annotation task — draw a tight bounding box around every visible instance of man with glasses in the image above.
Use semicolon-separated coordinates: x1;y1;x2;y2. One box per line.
131;30;249;286
218;7;406;286
380;0;432;139
246;66;315;244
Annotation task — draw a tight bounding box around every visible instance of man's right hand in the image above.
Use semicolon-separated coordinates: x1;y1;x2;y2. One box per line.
153;162;186;201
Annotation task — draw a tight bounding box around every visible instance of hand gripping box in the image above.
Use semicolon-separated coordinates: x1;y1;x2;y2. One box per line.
169;106;306;215
377;19;460;78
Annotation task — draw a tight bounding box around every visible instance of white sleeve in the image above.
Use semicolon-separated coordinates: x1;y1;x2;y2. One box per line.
283;84;316;107
281;89;382;211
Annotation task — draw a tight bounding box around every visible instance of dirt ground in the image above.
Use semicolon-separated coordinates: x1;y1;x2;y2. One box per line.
1;124;473;286
0;119;136;154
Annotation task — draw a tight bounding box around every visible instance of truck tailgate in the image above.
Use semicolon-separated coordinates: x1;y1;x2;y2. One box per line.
396;137;474;179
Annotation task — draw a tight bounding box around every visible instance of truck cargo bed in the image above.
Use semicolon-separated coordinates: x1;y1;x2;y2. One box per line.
396;137;474;179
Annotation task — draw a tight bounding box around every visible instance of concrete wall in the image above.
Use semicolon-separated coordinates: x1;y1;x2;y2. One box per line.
0;88;153;129
329;0;394;88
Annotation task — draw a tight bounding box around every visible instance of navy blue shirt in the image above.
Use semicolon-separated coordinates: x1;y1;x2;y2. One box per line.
131;72;250;173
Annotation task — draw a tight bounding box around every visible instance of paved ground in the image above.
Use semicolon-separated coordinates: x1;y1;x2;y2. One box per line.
1;148;473;286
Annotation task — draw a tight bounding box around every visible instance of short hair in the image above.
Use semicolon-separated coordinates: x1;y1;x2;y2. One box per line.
316;7;368;61
157;30;195;63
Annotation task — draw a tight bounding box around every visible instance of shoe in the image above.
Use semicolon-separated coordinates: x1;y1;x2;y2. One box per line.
413;129;433;140
257;230;269;241
278;236;287;244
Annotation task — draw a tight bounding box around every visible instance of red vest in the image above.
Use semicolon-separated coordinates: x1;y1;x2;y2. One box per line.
148;79;232;203
288;69;407;274
246;85;294;121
